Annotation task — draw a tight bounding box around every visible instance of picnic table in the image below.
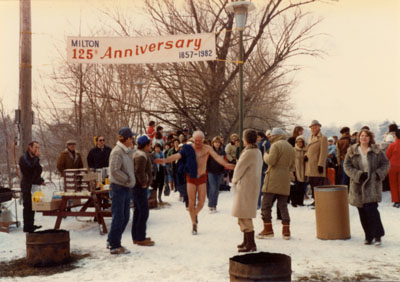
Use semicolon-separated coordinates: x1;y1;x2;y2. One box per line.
41;189;111;234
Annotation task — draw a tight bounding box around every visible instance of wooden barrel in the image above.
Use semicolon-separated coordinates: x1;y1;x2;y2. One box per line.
315;185;351;240
26;229;70;266
229;252;291;281
148;189;158;209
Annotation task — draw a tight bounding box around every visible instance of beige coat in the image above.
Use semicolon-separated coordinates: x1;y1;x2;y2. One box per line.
294;140;307;182
231;146;262;219
305;132;328;177
262;135;295;196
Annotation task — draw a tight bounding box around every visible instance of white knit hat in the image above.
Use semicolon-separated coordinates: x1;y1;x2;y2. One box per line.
270;128;284;136
296;135;306;142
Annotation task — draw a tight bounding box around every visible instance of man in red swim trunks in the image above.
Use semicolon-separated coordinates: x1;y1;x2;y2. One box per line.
156;131;235;234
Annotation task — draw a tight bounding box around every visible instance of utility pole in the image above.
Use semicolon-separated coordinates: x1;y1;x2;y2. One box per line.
19;0;32;152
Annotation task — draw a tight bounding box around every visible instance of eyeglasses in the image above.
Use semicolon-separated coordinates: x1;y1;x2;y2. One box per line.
98;139;105;142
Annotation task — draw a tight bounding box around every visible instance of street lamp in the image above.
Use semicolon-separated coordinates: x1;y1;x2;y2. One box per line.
226;1;255;151
135;81;145;134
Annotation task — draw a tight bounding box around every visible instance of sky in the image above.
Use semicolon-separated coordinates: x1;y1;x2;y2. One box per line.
291;0;400;128
0;0;399;129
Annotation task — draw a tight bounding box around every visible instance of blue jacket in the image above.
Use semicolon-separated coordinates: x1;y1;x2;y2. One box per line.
176;158;187;187
179;144;197;178
258;137;271;173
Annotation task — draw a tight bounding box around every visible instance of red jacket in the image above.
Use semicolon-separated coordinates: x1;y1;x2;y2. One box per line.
147;126;156;140
386;139;400;169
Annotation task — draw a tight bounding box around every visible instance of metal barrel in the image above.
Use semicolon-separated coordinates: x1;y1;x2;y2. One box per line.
26;229;70;266
229;252;291;281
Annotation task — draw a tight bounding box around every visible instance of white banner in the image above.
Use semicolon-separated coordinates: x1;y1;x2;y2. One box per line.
66;33;216;64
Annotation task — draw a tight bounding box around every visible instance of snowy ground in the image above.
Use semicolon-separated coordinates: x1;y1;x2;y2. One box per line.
1;189;399;281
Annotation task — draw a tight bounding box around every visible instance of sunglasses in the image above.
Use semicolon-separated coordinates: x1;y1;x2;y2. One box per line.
98;139;105;142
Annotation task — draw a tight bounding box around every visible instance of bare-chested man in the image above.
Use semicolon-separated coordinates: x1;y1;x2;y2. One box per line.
156;131;235;234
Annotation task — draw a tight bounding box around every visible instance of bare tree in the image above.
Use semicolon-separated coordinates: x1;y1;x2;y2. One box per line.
0;99;17;188
34;54;151;173
100;0;326;137
37;0;327;170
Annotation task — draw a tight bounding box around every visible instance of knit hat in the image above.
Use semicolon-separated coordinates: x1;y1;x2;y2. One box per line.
137;135;151;146
328;137;334;142
385;134;395;143
118;127;135;138
270;127;284;136
309;120;322;128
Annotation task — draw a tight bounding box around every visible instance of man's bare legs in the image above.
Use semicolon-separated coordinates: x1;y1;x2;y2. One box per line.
187;183;197;224
187;183;206;234
195;183;206;216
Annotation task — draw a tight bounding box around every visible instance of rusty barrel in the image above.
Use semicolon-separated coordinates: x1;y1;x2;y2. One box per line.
148;189;158;209
26;229;70;266
315;185;351;240
229;252;291;281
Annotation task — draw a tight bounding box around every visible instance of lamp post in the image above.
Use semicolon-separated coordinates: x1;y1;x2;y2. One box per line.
226;1;255;151
135;81;145;134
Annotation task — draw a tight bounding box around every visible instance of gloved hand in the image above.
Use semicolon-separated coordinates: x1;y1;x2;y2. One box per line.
359;172;368;183
304;156;308;162
318;166;324;174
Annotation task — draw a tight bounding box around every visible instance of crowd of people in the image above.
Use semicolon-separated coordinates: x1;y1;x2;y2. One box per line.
17;119;400;254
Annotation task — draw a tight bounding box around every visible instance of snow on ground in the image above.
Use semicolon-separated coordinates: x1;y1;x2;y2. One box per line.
1;189;400;281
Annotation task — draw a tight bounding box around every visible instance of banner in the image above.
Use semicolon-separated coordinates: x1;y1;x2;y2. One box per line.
66;33;216;64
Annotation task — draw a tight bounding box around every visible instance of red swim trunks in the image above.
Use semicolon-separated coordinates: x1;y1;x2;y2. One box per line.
186;174;208;185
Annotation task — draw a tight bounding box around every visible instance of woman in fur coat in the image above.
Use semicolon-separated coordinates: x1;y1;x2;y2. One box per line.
344;129;389;246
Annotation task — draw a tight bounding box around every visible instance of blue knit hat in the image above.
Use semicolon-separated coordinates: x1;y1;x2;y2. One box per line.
137;135;151;146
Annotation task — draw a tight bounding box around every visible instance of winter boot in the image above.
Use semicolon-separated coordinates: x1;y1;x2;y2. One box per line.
257;222;274;239
239;231;257;252
282;223;291;240
237;232;247;249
